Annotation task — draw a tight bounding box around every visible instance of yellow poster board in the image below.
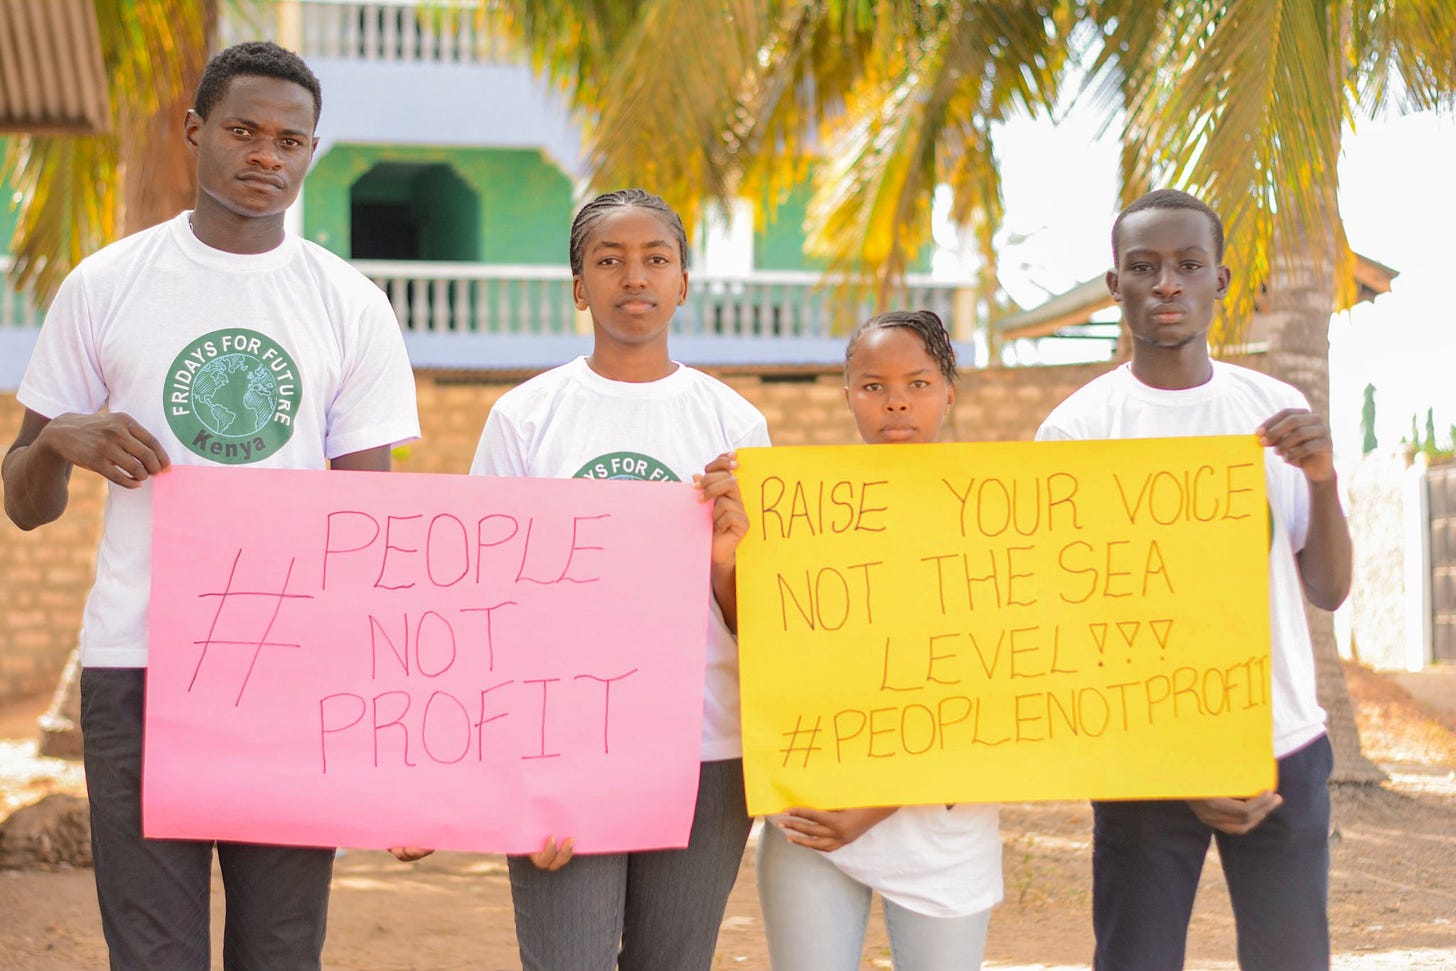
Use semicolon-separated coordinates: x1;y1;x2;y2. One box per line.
735;437;1274;816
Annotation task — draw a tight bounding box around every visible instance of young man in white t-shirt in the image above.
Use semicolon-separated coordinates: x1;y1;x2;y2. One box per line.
1036;188;1352;971
2;42;419;970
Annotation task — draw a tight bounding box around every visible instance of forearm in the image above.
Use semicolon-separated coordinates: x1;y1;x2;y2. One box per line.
712;562;738;634
330;445;392;472
3;442;72;530
1297;476;1352;610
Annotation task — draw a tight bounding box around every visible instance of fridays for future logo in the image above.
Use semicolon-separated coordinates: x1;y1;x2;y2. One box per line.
164;328;301;465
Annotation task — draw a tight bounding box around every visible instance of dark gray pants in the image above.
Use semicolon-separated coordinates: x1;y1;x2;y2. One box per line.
81;668;334;971
507;758;752;971
1092;734;1333;971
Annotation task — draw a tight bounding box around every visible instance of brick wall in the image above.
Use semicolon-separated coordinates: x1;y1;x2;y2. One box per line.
0;396;107;700
0;360;1108;702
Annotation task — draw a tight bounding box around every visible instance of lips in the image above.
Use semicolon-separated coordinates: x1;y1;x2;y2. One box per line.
238;173;285;190
616;297;657;312
1151;304;1185;323
878;425;917;441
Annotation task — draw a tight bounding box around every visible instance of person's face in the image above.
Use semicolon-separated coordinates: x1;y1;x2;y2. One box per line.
844;326;955;444
184;75;318;223
573;208;688;352
1108;207;1231;351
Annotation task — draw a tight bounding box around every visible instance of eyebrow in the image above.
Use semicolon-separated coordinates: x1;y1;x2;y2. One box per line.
855;366;934;378
589;239;675;251
1124;243;1212;255
225;115;312;138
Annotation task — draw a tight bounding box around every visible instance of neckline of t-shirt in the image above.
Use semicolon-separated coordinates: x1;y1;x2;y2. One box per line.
170;211;299;272
568;355;691;398
1115;360;1229;405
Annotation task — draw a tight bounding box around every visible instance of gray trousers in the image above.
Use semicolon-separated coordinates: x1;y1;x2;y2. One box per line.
81;668;334;971
507;758;752;971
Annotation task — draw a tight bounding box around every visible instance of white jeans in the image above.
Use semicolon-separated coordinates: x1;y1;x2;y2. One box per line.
755;821;991;970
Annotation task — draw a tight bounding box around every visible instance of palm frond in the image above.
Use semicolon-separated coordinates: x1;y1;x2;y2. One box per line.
4;0;210;304
805;2;1067;304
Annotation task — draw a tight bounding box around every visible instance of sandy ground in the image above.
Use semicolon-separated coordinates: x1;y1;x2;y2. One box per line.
1;662;1454;970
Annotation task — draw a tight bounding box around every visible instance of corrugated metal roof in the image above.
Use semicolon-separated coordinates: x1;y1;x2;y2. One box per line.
0;0;109;134
995;253;1399;340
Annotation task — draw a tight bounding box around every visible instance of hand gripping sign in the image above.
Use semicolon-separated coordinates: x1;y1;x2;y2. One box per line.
734;436;1275;816
144;465;711;853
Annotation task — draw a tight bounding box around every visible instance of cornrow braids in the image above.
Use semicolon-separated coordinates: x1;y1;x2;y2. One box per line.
845;309;959;385
194;41;322;125
568;188;689;276
1112;188;1225;262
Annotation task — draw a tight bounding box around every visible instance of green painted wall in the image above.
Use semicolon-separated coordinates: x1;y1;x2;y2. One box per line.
0;137;17;256
304;144;572;264
755;168;932;274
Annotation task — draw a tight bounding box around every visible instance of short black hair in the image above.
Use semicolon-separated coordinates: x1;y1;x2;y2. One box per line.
1111;188;1224;263
194;41;322;126
845;309;959;385
569;188;689;276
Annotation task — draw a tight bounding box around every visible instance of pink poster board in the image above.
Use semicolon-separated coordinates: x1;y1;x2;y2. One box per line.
144;465;712;854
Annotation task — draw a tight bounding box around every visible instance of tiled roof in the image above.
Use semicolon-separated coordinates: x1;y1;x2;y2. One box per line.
0;0;109;134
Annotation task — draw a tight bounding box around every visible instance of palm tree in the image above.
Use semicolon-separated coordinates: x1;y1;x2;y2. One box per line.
486;0;1456;781
3;0;212;304
3;0;211;755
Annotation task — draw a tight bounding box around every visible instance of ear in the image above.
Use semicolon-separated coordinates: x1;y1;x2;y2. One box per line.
678;270;688;306
1105;268;1121;302
572;275;588;311
183;109;203;157
945;383;957;412
1214;264;1231;300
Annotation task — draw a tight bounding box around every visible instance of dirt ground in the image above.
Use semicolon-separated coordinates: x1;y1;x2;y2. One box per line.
2;662;1454;970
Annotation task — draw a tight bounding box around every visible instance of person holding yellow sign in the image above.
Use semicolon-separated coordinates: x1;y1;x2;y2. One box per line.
751;310;1003;970
1037;188;1352;971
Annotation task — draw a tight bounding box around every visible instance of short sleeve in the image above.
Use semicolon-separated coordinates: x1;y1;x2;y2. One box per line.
470;405;529;477
1034;421;1072;442
16;269;109;419
733;414;771;450
323;294;420;459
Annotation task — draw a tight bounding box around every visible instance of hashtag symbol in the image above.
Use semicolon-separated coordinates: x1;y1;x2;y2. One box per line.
779;715;823;768
189;549;314;706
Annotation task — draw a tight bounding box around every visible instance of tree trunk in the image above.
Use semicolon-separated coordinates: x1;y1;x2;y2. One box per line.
119;89;199;234
1261;227;1385;785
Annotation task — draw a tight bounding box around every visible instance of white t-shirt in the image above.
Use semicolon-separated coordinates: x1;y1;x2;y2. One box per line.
470;355;770;761
1036;360;1327;758
18;212;421;668
817;802;1003;918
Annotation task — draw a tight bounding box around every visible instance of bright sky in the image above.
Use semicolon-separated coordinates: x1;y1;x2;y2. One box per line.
980;105;1456;465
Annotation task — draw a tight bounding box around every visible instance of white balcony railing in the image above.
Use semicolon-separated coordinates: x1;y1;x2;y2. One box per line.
352;261;969;340
2;255;975;373
223;1;517;64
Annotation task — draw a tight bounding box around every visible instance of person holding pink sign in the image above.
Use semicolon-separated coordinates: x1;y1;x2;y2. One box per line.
3;42;419;971
469;188;770;971
743;310;1003;970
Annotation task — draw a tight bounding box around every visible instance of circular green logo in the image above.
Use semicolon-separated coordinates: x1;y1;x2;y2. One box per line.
573;451;680;482
164;329;301;465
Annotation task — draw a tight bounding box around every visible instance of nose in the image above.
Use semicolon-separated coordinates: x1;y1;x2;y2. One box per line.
247;141;282;169
623;260;648;289
885;390;909;411
1152;265;1181;297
